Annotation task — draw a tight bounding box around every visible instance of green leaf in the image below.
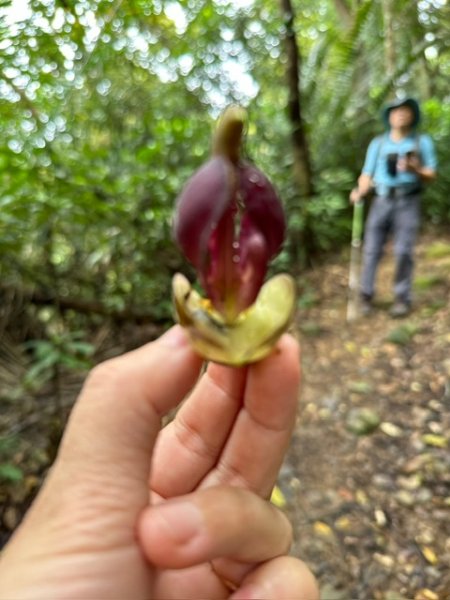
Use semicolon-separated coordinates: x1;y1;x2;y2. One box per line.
346;408;380;436
0;463;24;483
386;324;419;346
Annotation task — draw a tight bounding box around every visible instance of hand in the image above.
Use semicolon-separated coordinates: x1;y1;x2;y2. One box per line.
397;153;421;173
350;174;374;203
0;326;318;600
349;187;362;204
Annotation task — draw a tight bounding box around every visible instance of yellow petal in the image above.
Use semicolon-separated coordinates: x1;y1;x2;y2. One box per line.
172;272;296;366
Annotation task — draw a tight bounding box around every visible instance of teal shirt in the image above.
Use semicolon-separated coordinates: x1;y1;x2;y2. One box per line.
362;132;437;194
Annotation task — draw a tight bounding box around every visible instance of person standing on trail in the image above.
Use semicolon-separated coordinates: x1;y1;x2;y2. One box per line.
350;97;437;317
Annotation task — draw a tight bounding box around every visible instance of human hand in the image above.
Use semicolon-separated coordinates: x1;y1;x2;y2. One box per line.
0;326;318;600
350;174;373;204
349;187;362;204
397;152;421;173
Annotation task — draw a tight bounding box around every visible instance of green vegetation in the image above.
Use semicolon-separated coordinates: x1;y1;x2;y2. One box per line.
0;435;23;483
424;241;450;259
0;0;449;386
385;323;420;346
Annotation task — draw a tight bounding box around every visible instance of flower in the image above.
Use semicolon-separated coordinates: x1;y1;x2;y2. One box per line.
172;106;295;365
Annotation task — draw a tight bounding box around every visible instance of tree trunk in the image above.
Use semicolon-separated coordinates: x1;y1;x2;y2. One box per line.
382;0;396;80
279;0;314;199
278;0;316;265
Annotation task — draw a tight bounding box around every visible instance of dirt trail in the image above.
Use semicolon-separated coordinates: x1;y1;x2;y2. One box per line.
1;231;449;599
281;231;450;600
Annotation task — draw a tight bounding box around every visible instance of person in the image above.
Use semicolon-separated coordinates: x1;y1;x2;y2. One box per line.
0;326;318;600
350;97;437;317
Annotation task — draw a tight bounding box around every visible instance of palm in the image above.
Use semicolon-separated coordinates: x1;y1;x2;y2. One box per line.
0;335;300;600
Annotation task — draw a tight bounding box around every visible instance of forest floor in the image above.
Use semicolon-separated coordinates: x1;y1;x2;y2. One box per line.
1;229;449;600
281;229;450;600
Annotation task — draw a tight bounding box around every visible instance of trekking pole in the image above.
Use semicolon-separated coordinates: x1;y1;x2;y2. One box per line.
346;199;364;322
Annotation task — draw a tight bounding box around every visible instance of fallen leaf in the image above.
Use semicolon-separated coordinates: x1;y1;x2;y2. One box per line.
397;474;422;490
386;324;418;346
360;346;373;358
374;508;388;527
395;490;414;506
270;485;286;508
344;341;357;354
414;589;439;600
374;553;394;568
313;521;333;537
335;516;351;530
356;489;369;506
380;422;403;437
347;380;373;394
346;408;380;435
421;434;448;448
337;487;354;502
402;454;431;473
421;546;438;565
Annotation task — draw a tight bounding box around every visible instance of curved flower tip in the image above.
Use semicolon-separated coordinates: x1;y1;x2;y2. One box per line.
172;272;296;366
212;104;247;163
173;105;286;323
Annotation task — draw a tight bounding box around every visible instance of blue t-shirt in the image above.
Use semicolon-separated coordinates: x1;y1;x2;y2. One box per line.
362;132;437;194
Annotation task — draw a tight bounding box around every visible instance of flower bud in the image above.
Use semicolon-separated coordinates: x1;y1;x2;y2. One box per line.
174;106;285;322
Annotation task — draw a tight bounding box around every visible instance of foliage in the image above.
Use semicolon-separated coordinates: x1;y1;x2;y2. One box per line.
0;0;449;376
0;435;23;483
23;331;94;390
385;323;420;346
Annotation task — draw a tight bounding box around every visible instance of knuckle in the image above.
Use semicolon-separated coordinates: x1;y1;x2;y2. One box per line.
85;357;127;391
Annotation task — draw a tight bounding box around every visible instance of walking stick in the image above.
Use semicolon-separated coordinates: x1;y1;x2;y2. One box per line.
346;199;364;322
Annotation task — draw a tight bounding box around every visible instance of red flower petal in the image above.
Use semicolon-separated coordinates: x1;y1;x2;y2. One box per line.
174;155;285;321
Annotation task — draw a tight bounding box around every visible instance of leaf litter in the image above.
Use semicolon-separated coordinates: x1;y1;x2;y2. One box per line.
1;231;449;599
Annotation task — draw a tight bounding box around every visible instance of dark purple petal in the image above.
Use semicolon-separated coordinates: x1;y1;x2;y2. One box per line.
234;226;270;313
173;157;233;267
203;204;240;319
238;163;285;257
174;151;285;321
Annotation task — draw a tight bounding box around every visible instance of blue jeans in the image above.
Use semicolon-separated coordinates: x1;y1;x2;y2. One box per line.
361;193;421;304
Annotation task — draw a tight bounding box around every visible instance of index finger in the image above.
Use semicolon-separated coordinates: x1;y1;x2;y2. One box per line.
200;334;300;497
151;335;300;499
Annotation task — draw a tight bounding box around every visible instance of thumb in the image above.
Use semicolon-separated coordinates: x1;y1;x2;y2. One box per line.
56;326;203;493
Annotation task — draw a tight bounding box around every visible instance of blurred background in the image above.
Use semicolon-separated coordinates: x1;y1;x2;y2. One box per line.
0;0;449;598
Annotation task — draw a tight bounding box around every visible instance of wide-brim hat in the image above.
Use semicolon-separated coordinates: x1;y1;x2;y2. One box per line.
382;97;420;128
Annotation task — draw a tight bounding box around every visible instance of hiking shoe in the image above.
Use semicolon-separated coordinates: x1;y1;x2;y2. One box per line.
390;301;410;318
360;297;373;316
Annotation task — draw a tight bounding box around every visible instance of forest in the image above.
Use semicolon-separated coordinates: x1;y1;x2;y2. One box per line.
1;0;449;598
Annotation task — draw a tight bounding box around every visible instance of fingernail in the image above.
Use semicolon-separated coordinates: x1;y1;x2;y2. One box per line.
149;500;204;543
230;584;266;600
159;326;189;348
